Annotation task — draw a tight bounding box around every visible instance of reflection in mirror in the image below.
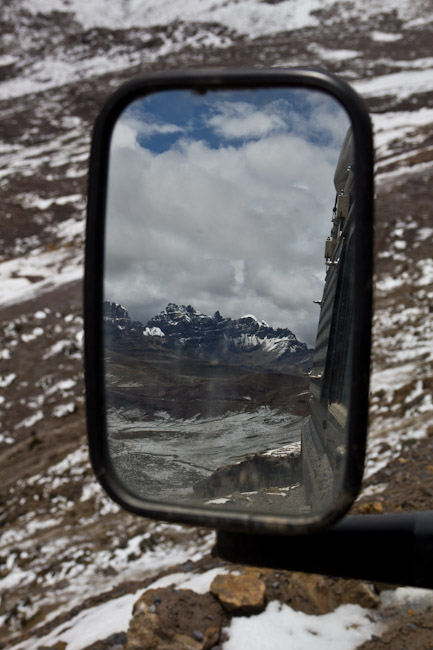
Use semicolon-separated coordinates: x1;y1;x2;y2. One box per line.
103;85;353;518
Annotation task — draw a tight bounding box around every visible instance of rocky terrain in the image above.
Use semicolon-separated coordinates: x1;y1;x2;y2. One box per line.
104;300;311;425
1;0;433;648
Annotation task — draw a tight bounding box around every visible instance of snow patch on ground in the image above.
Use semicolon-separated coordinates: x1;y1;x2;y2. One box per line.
355;67;433;102
311;46;361;62
22;0;324;35
12;593;140;650
223;601;383;650
371;106;433;159
0;2;429;103
0;246;83;307
20;0;433;34
370;31;403;42
367;206;433;476
8;535;216;650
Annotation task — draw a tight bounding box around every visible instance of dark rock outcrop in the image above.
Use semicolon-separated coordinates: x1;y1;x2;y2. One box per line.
193;451;301;498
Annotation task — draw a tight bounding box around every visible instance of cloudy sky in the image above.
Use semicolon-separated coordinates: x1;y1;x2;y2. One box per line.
105;86;351;346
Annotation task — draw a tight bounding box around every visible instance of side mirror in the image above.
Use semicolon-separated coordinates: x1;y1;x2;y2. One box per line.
85;69;374;535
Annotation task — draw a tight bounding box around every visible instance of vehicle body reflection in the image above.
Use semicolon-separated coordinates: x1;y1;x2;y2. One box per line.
302;127;354;511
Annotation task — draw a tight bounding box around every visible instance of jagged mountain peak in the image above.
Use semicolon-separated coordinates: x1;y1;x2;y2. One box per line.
157;302;206;321
240;314;270;327
104;300;313;369
146;302;297;340
103;300;130;321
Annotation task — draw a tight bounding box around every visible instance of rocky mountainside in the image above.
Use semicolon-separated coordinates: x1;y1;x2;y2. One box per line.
104;301;313;369
103;301;311;421
1;1;433;648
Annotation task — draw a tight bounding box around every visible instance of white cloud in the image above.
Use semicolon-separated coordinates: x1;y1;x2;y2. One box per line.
111;115;184;151
208;101;286;139
105;91;350;346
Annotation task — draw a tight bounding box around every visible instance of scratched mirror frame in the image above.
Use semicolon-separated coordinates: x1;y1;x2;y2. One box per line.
103;85;353;519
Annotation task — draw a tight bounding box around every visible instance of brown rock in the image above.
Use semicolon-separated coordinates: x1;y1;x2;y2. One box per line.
244;566;272;580
338;579;381;610
259;569;332;614
289;573;336;614
262;570;380;614
357;501;385;514
210;573;266;615
126;588;224;650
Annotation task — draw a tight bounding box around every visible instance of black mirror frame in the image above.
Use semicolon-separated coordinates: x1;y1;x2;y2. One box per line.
85;68;374;535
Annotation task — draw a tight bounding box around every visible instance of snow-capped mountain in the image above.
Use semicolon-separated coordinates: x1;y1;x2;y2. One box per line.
104;301;313;369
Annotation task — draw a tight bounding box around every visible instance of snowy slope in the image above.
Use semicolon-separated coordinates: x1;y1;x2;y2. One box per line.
1;0;433;648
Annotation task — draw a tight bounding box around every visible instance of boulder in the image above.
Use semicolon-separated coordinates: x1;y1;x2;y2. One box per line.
261;570;380;614
126;588;224;650
210;573;266;615
194;452;301;498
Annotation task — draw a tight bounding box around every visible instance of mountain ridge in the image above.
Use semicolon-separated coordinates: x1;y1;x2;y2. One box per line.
104;300;314;370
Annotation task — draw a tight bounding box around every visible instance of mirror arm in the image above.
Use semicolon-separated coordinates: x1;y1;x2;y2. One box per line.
216;511;433;588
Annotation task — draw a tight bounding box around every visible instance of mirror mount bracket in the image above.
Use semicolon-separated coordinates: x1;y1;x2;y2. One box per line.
217;511;433;588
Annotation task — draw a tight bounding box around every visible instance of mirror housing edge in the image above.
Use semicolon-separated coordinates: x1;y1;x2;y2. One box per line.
84;67;374;535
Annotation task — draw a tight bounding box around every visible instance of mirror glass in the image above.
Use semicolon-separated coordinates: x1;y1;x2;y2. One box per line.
103;85;353;518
